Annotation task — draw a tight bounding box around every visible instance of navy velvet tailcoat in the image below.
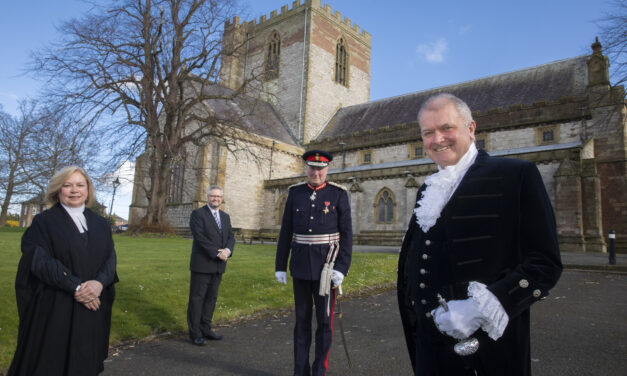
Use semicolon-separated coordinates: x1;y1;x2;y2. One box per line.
10;204;117;376
397;151;562;376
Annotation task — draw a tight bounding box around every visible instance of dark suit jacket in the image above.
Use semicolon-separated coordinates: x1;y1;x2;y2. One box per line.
189;205;235;274
397;151;562;376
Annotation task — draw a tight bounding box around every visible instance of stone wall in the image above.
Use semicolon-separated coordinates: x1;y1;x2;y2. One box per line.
304;8;371;143
221;0;371;144
222;142;302;230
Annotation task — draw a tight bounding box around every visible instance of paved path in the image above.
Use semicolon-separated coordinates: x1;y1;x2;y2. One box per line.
102;268;627;376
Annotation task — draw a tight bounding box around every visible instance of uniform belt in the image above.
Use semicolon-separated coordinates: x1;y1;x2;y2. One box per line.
294;233;340;244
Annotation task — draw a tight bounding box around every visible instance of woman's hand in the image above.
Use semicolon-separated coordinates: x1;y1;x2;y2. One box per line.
74;280;104;310
83;297;101;311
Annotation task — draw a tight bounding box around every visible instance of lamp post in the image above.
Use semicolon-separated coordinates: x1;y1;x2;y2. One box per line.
109;177;121;218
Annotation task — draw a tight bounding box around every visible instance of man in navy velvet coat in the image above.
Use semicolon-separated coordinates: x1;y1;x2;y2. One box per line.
397;93;562;376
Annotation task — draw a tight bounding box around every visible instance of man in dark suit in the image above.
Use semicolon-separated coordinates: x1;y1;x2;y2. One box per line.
187;185;235;346
275;150;352;376
397;93;562;376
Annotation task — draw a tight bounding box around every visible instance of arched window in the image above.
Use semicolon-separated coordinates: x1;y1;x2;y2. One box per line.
276;193;288;225
166;159;185;203
374;188;395;224
335;37;348;86
265;31;281;81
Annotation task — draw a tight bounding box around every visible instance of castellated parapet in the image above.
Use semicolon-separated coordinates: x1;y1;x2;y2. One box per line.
225;0;371;45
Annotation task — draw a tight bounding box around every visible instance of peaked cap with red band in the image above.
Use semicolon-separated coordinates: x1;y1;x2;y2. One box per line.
302;149;333;167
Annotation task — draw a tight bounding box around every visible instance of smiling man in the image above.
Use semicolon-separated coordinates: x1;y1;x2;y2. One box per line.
187;185;235;346
397;93;562;376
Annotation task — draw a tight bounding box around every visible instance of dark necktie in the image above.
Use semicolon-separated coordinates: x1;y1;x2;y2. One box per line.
213;211;222;230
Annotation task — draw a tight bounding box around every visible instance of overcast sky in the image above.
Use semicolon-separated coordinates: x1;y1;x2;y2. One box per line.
0;0;613;218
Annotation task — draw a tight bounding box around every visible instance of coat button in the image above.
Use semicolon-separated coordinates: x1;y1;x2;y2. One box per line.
310;216;314;220
533;289;541;298
425;312;432;318
421;299;427;305
311;204;315;207
419;283;426;289
519;279;529;288
308;229;312;232
422;253;429;260
420;269;427;275
425;240;432;246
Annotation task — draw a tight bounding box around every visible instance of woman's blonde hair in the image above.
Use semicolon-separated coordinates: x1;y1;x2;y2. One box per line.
45;166;95;208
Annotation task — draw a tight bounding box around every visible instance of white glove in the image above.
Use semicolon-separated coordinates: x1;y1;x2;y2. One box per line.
431;298;485;339
331;270;344;287
275;271;287;285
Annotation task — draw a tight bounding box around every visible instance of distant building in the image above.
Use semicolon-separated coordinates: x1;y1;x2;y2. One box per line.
20;193;46;227
130;0;626;253
111;214;128;228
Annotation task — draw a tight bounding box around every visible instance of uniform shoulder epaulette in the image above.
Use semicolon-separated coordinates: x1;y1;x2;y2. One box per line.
327;181;347;191
288;181;307;189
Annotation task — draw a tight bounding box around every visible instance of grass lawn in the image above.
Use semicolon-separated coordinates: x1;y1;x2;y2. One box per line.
0;229;398;372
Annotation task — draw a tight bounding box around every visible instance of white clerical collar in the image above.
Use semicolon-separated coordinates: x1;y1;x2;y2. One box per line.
61;203;88;233
414;143;479;232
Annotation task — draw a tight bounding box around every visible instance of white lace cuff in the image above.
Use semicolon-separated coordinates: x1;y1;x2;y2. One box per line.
468;281;509;340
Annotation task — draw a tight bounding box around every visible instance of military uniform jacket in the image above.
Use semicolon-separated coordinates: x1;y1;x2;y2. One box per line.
276;182;352;280
397;151;562;376
189;206;235;274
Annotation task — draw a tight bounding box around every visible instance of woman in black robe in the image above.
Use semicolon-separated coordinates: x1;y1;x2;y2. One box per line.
9;166;118;376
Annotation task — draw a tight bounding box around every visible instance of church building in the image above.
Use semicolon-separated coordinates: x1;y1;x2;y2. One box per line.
130;0;627;253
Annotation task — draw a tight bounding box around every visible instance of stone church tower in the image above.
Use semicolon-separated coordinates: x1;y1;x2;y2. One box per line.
220;0;371;143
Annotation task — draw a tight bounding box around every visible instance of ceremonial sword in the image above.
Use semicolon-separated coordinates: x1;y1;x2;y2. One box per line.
335;286;352;368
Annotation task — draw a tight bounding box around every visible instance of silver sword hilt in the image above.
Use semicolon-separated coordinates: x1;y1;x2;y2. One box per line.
435;294;479;356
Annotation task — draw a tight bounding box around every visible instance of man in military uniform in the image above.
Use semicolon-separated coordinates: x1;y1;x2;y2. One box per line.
397;93;562;375
275;150;352;376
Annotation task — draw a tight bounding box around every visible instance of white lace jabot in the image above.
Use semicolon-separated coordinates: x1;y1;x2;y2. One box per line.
414;143;478;232
61;203;88;233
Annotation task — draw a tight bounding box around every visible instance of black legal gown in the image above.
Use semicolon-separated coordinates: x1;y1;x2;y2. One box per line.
8;203;117;376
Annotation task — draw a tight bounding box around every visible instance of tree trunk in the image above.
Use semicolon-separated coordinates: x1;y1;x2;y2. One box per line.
0;163;18;226
142;151;171;229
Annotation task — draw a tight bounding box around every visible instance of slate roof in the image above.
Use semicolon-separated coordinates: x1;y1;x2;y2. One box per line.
317;55;589;140
197;84;299;146
22;193;45;205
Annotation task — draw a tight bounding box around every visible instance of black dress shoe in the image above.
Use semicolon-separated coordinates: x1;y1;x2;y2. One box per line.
192;337;207;346
204;330;223;340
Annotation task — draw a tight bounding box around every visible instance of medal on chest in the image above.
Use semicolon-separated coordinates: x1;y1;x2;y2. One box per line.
323;201;330;214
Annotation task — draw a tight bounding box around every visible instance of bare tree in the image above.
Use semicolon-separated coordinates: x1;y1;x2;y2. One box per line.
0;101;104;226
598;0;627;87
0;102;39;226
30;0;267;229
26;104;103;192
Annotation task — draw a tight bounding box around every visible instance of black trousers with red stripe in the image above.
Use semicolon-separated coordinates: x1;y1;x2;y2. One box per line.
292;278;336;376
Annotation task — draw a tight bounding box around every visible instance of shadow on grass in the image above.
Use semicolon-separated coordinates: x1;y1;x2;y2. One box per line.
112;282;185;342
